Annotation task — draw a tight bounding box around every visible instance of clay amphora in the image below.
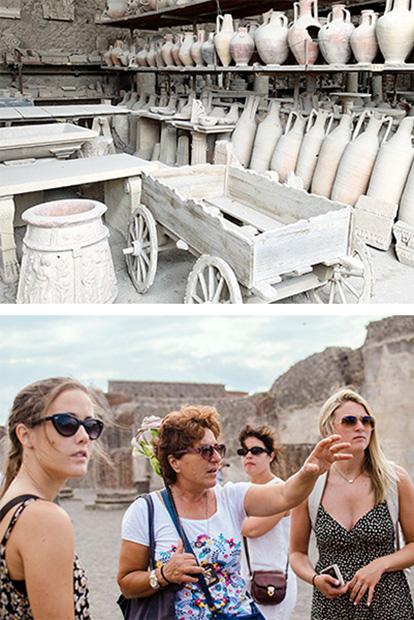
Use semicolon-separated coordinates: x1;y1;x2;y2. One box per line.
255;10;289;65
287;0;321;65
172;34;183;66
398;158;414;225
179;32;195;66
249;100;283;172
161;33;174;66
148;0;169;9
270;111;307;182
137;43;149;66
295;109;332;191
155;40;165;67
376;0;414;64
191;30;206;66
111;40;125;66
311;113;353;197
331;111;393;206
230;27;255;66
146;41;157;67
367;116;414;204
214;13;235;67
201;32;215;65
103;46;114;66
231;95;260;167
318;4;354;64
105;0;128;18
350;10;379;64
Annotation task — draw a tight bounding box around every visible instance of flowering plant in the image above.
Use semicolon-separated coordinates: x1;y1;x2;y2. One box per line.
131;415;163;477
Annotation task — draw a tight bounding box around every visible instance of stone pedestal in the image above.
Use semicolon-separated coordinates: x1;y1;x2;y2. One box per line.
393;219;414;266
354;194;398;250
91;489;138;510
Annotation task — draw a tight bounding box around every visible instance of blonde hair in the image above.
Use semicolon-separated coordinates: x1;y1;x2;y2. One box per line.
319;387;397;504
1;377;96;498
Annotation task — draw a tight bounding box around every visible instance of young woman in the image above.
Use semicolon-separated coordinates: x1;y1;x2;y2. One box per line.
0;377;104;620
290;387;414;620
118;405;351;619
238;424;297;620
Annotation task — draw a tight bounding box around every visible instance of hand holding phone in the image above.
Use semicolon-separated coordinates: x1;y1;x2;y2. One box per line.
319;564;345;588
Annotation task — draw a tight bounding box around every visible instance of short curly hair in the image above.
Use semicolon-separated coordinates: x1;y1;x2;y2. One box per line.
155;406;221;485
238;423;280;473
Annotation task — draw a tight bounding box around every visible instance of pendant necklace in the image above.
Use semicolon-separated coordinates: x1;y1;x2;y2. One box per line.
333;465;363;484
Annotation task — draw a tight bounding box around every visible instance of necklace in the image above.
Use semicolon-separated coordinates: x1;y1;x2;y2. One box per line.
333;465;363;484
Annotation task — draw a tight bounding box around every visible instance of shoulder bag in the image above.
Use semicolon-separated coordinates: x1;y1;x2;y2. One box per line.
242;535;288;606
117;494;179;620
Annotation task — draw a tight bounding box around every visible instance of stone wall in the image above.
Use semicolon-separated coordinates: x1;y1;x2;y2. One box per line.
107;380;228;400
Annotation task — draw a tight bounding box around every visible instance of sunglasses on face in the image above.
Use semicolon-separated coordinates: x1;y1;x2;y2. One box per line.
237;446;270;457
175;443;226;461
33;413;104;440
340;415;374;428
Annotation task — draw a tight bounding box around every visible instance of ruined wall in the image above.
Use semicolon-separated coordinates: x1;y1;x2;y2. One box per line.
108;380;228;400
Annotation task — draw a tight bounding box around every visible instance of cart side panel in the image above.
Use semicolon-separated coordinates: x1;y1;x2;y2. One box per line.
228;166;348;225
143;165;226;200
141;175;255;287
252;209;352;283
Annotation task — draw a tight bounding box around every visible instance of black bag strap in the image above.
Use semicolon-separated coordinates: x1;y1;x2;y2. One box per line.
0;494;40;523
161;486;219;615
142;494;156;570
243;534;289;581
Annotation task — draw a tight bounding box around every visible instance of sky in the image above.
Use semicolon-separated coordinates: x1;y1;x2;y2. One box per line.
0;312;395;425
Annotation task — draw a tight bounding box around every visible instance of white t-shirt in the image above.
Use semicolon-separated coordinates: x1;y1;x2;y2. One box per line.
122;481;253;619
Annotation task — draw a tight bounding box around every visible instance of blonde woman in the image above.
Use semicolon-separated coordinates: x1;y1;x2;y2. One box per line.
290;388;414;620
238;424;297;620
0;377;104;620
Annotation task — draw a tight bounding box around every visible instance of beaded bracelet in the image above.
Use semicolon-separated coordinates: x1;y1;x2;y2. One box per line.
160;564;173;585
312;573;319;587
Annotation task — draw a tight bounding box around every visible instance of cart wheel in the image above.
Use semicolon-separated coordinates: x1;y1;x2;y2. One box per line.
185;255;243;304
308;237;373;304
123;204;158;294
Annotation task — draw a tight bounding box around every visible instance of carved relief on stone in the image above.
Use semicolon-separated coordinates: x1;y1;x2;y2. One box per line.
42;0;75;21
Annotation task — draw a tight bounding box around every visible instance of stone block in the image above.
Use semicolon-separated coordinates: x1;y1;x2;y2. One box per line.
393;220;414;267
354;195;399;251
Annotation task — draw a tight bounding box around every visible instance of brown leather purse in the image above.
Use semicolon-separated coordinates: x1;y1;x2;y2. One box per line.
243;536;288;605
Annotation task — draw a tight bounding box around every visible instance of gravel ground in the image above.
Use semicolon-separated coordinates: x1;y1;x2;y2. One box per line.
63;489;414;620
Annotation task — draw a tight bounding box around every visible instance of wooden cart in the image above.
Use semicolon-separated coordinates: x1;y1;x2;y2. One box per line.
123;164;373;304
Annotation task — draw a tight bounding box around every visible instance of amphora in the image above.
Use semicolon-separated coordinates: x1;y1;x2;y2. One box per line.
215;14;235;66
295;109;332;191
231;95;260;167
250;100;283;172
255;10;289;65
311;113;353;197
376;0;414;64
270;111;307;181
350;10;379;64
287;0;321;65
230;27;255;66
318;3;354;64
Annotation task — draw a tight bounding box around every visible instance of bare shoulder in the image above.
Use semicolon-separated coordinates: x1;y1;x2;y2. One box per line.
18;499;73;539
394;464;413;485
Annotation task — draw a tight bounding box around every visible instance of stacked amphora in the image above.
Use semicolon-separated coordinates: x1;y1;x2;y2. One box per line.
270;111;307;182
376;0;414;64
288;0;321;65
295;109;332;191
318;3;354;64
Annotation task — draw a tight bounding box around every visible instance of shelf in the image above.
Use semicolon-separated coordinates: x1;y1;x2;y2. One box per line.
96;0;294;30
319;0;385;15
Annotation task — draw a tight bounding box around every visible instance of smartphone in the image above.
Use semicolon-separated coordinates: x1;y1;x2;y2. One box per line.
319;564;345;587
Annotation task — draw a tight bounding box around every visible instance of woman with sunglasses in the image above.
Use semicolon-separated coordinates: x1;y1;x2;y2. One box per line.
118;405;351;620
238;425;297;620
290;387;414;620
0;377;104;620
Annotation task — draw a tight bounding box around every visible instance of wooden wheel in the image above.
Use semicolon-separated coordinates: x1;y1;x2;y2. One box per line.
123;205;158;293
308;237;373;304
185;255;243;304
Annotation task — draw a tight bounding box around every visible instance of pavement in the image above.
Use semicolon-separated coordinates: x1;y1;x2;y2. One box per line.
62;489;414;620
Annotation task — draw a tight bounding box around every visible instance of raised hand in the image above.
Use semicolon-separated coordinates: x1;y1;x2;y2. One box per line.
303;435;352;476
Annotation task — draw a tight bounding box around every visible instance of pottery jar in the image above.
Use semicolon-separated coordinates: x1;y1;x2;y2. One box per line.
250;100;283;172
201;32;215;65
191;29;206;66
137;43;149;66
350;10;379;64
376;0;414;64
214;13;235;67
179;32;195;66
161;33;175;66
255;10;289;65
146;41;158;66
105;0;128;18
311;113;353;197
172;34;183;66
331;110;393;206
231;95;260;167
148;0;169;9
287;0;321;65
270;111;307;181
111;40;125;66
103;46;114;66
295;108;332;191
230;27;255;66
17;199;118;304
367;116;414;204
318;3;354;64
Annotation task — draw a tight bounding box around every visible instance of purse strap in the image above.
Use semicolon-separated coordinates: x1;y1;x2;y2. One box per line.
142;494;156;570
161;486;219;615
243;534;289;581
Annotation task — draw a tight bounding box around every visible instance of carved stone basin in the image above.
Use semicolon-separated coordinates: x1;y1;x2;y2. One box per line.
0;122;99;162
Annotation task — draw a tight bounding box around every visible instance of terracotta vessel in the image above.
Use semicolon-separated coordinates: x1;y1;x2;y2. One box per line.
230;27;255;66
111;40;125;66
311;113;353;197
191;30;206;66
376;0;414;64
172;34;184;66
295;108;332;191
179;32;195;66
201;32;215;65
318;3;354;64
287;0;321;65
146;41;157;66
270;111;307;181
350;10;379;64
105;0;128;18
103;46;114;66
250;100;283;172
255;10;289;65
231;95;260;166
214;13;235;67
161;33;175;66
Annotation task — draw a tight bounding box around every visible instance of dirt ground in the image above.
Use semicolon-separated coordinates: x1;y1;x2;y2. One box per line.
64;489;414;620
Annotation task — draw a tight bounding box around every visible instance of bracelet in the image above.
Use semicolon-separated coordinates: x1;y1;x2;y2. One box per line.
160;564;173;585
312;573;319;587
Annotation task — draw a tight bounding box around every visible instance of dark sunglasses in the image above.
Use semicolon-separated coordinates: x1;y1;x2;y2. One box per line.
237;446;270;457
175;443;226;461
340;415;374;428
33;413;104;440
